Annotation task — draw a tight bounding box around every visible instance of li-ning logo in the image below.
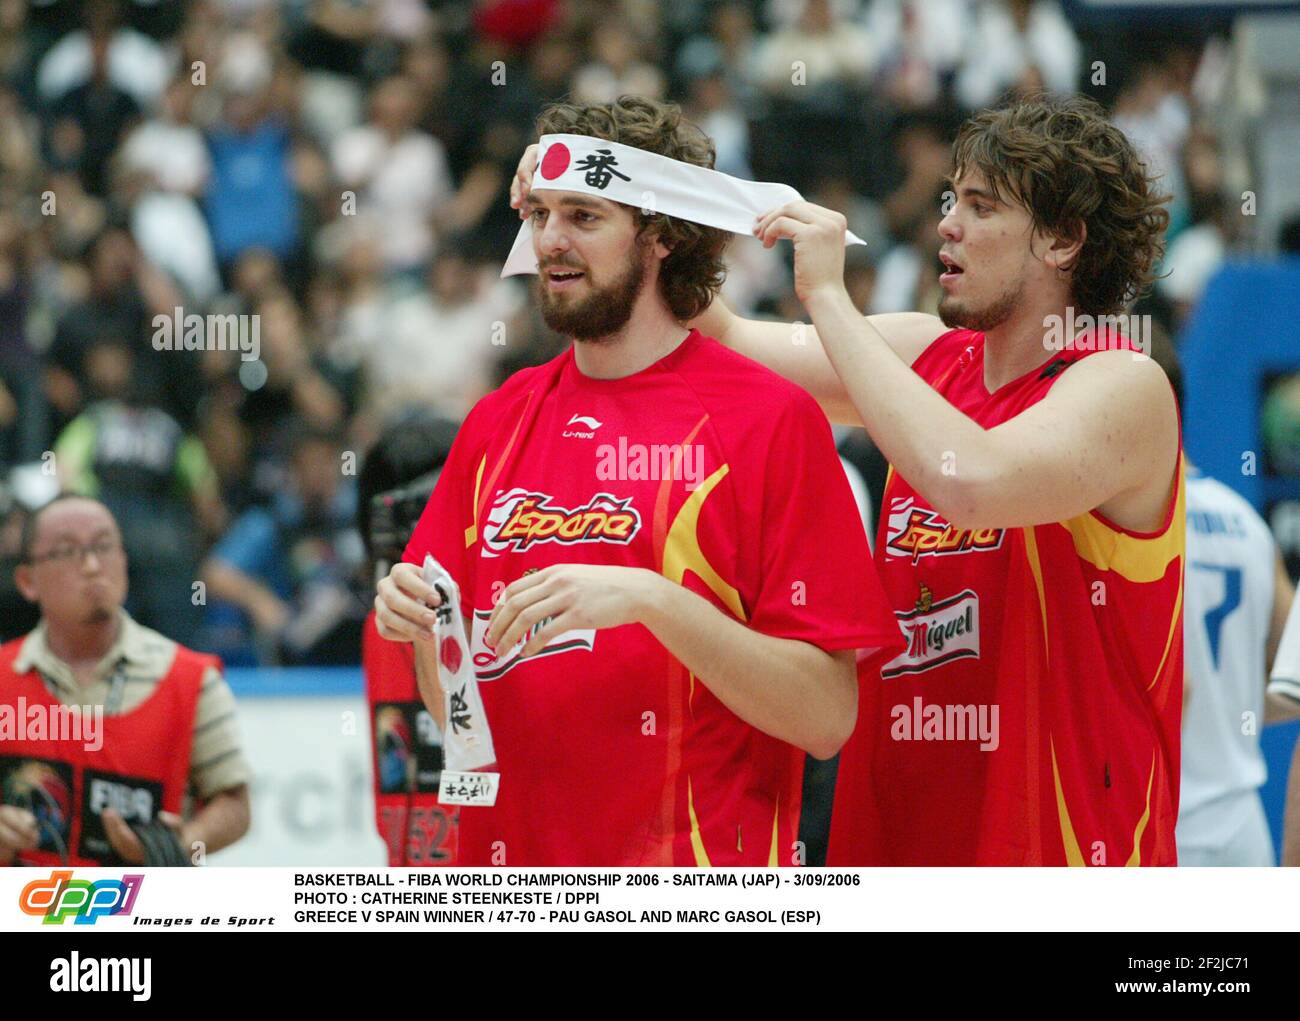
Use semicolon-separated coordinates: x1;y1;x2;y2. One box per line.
563;414;602;439
885;497;1004;563
482;489;641;556
19;870;144;925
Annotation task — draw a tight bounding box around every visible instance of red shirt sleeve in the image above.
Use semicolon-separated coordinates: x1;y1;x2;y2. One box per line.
744;390;902;664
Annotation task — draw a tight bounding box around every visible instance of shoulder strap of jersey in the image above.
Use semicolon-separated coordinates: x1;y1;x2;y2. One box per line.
165;645;222;698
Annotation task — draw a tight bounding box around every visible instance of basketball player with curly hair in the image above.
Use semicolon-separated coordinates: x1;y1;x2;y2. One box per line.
727;95;1184;865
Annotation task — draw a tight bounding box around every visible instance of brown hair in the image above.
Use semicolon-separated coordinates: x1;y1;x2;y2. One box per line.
534;96;728;321
951;94;1170;317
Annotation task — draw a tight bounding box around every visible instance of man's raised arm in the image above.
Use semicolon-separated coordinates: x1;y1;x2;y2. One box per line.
753;199;1180;533
691;297;942;426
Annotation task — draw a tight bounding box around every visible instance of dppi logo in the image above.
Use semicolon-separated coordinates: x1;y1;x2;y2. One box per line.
19;871;144;925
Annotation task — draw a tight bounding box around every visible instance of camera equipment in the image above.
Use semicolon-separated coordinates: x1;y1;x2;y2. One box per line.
367;469;440;570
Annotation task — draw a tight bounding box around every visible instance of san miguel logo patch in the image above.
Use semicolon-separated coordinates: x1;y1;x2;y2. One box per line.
881;586;981;679
482;488;641;557
884;496;1004;564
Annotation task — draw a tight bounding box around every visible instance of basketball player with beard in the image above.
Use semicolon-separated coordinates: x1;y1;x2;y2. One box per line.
729;95;1184;865
374;97;901;866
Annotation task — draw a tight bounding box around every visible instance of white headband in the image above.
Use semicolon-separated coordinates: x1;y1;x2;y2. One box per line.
500;133;866;277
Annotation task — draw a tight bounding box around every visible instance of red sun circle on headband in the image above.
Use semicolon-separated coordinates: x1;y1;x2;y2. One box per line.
440;635;463;674
540;142;570;180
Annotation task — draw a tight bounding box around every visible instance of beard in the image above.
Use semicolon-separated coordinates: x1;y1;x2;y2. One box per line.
537;240;649;342
938;276;1024;333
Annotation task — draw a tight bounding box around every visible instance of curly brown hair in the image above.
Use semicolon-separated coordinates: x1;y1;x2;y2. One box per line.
951;94;1170;317
534;96;729;322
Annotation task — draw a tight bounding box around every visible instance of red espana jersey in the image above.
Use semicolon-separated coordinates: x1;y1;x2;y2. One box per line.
403;330;902;866
829;328;1185;866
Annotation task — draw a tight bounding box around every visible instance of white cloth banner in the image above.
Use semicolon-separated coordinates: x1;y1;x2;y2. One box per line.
421;555;496;774
501;133;866;276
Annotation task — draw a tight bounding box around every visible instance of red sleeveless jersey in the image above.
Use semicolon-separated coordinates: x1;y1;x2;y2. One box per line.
0;637;210;866
829;329;1185;866
362;611;458;865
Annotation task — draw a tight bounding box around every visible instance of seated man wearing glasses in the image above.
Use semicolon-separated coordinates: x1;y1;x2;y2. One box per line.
0;494;250;866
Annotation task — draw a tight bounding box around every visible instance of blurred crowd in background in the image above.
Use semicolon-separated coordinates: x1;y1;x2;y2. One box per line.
0;0;1296;666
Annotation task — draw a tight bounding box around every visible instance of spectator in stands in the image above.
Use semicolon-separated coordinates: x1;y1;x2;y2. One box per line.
753;0;875;107
43;26;140;197
323;225;388;376
115;164;221;308
117;77;209;198
1112;56;1191;230
0;0;41;106
863;0;968;110
34;168;107;269
53;336;226;645
0;207;40;466
36;0;169;110
212;248;286;324
0;484;41;642
955;0;1080;109
811;169;890;253
235;287;354;501
842;243;879;314
203;35;300;271
330;75;453;275
571;19;665;105
201;422;367;666
45;225;199;435
869;200;944;315
682;65;754;181
880;109;953;244
0;83;42;195
1158;123;1233;328
363;245;525;426
674;2;760;111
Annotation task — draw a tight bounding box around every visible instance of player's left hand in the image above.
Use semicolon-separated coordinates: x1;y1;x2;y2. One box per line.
486;564;664;659
753;200;849;305
103;808;188;865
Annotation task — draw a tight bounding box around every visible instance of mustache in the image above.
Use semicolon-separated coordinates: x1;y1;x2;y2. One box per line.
540;259;586;271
